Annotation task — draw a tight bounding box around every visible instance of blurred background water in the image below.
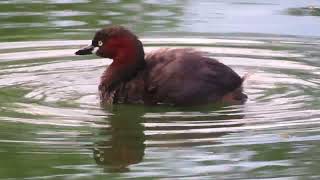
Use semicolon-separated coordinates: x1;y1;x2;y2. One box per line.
1;0;320;179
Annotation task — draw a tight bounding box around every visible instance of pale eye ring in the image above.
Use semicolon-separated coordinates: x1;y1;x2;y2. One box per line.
98;41;103;47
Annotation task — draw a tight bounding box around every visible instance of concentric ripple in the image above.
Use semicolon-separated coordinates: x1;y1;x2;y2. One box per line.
0;36;320;179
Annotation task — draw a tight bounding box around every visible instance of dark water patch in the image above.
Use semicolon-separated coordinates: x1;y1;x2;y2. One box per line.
286;6;320;17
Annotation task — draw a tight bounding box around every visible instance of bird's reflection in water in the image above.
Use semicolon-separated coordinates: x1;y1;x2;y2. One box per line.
93;104;245;172
93;105;146;172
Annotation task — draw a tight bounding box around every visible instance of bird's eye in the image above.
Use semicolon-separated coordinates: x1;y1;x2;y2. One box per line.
98;41;103;47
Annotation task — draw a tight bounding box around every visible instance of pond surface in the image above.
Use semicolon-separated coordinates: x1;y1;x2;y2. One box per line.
1;0;320;179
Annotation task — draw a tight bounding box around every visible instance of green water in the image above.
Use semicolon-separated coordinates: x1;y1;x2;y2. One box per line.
1;0;320;179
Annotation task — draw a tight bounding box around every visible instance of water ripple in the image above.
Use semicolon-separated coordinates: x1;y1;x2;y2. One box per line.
0;36;320;179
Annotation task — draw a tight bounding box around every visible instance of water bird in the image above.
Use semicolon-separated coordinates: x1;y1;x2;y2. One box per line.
75;25;247;106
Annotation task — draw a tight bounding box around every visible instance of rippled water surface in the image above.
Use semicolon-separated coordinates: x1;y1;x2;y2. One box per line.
1;0;320;179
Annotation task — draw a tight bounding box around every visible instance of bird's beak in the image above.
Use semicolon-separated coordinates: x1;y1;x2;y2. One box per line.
75;45;99;55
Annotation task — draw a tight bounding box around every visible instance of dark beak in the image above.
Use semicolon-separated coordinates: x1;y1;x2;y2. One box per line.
75;45;95;55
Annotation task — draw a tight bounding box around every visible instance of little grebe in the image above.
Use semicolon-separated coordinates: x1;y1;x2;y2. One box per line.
75;26;247;106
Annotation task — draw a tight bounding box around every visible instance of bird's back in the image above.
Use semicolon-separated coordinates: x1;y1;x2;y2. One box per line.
144;48;243;105
114;48;245;105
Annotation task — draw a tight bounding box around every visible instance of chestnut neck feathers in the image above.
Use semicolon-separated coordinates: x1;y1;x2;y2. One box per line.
97;26;146;98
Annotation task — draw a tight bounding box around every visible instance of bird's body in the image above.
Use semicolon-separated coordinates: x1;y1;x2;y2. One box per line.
75;26;247;106
110;48;245;105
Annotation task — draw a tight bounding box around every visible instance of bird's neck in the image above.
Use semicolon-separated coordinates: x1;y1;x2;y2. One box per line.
99;51;146;94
